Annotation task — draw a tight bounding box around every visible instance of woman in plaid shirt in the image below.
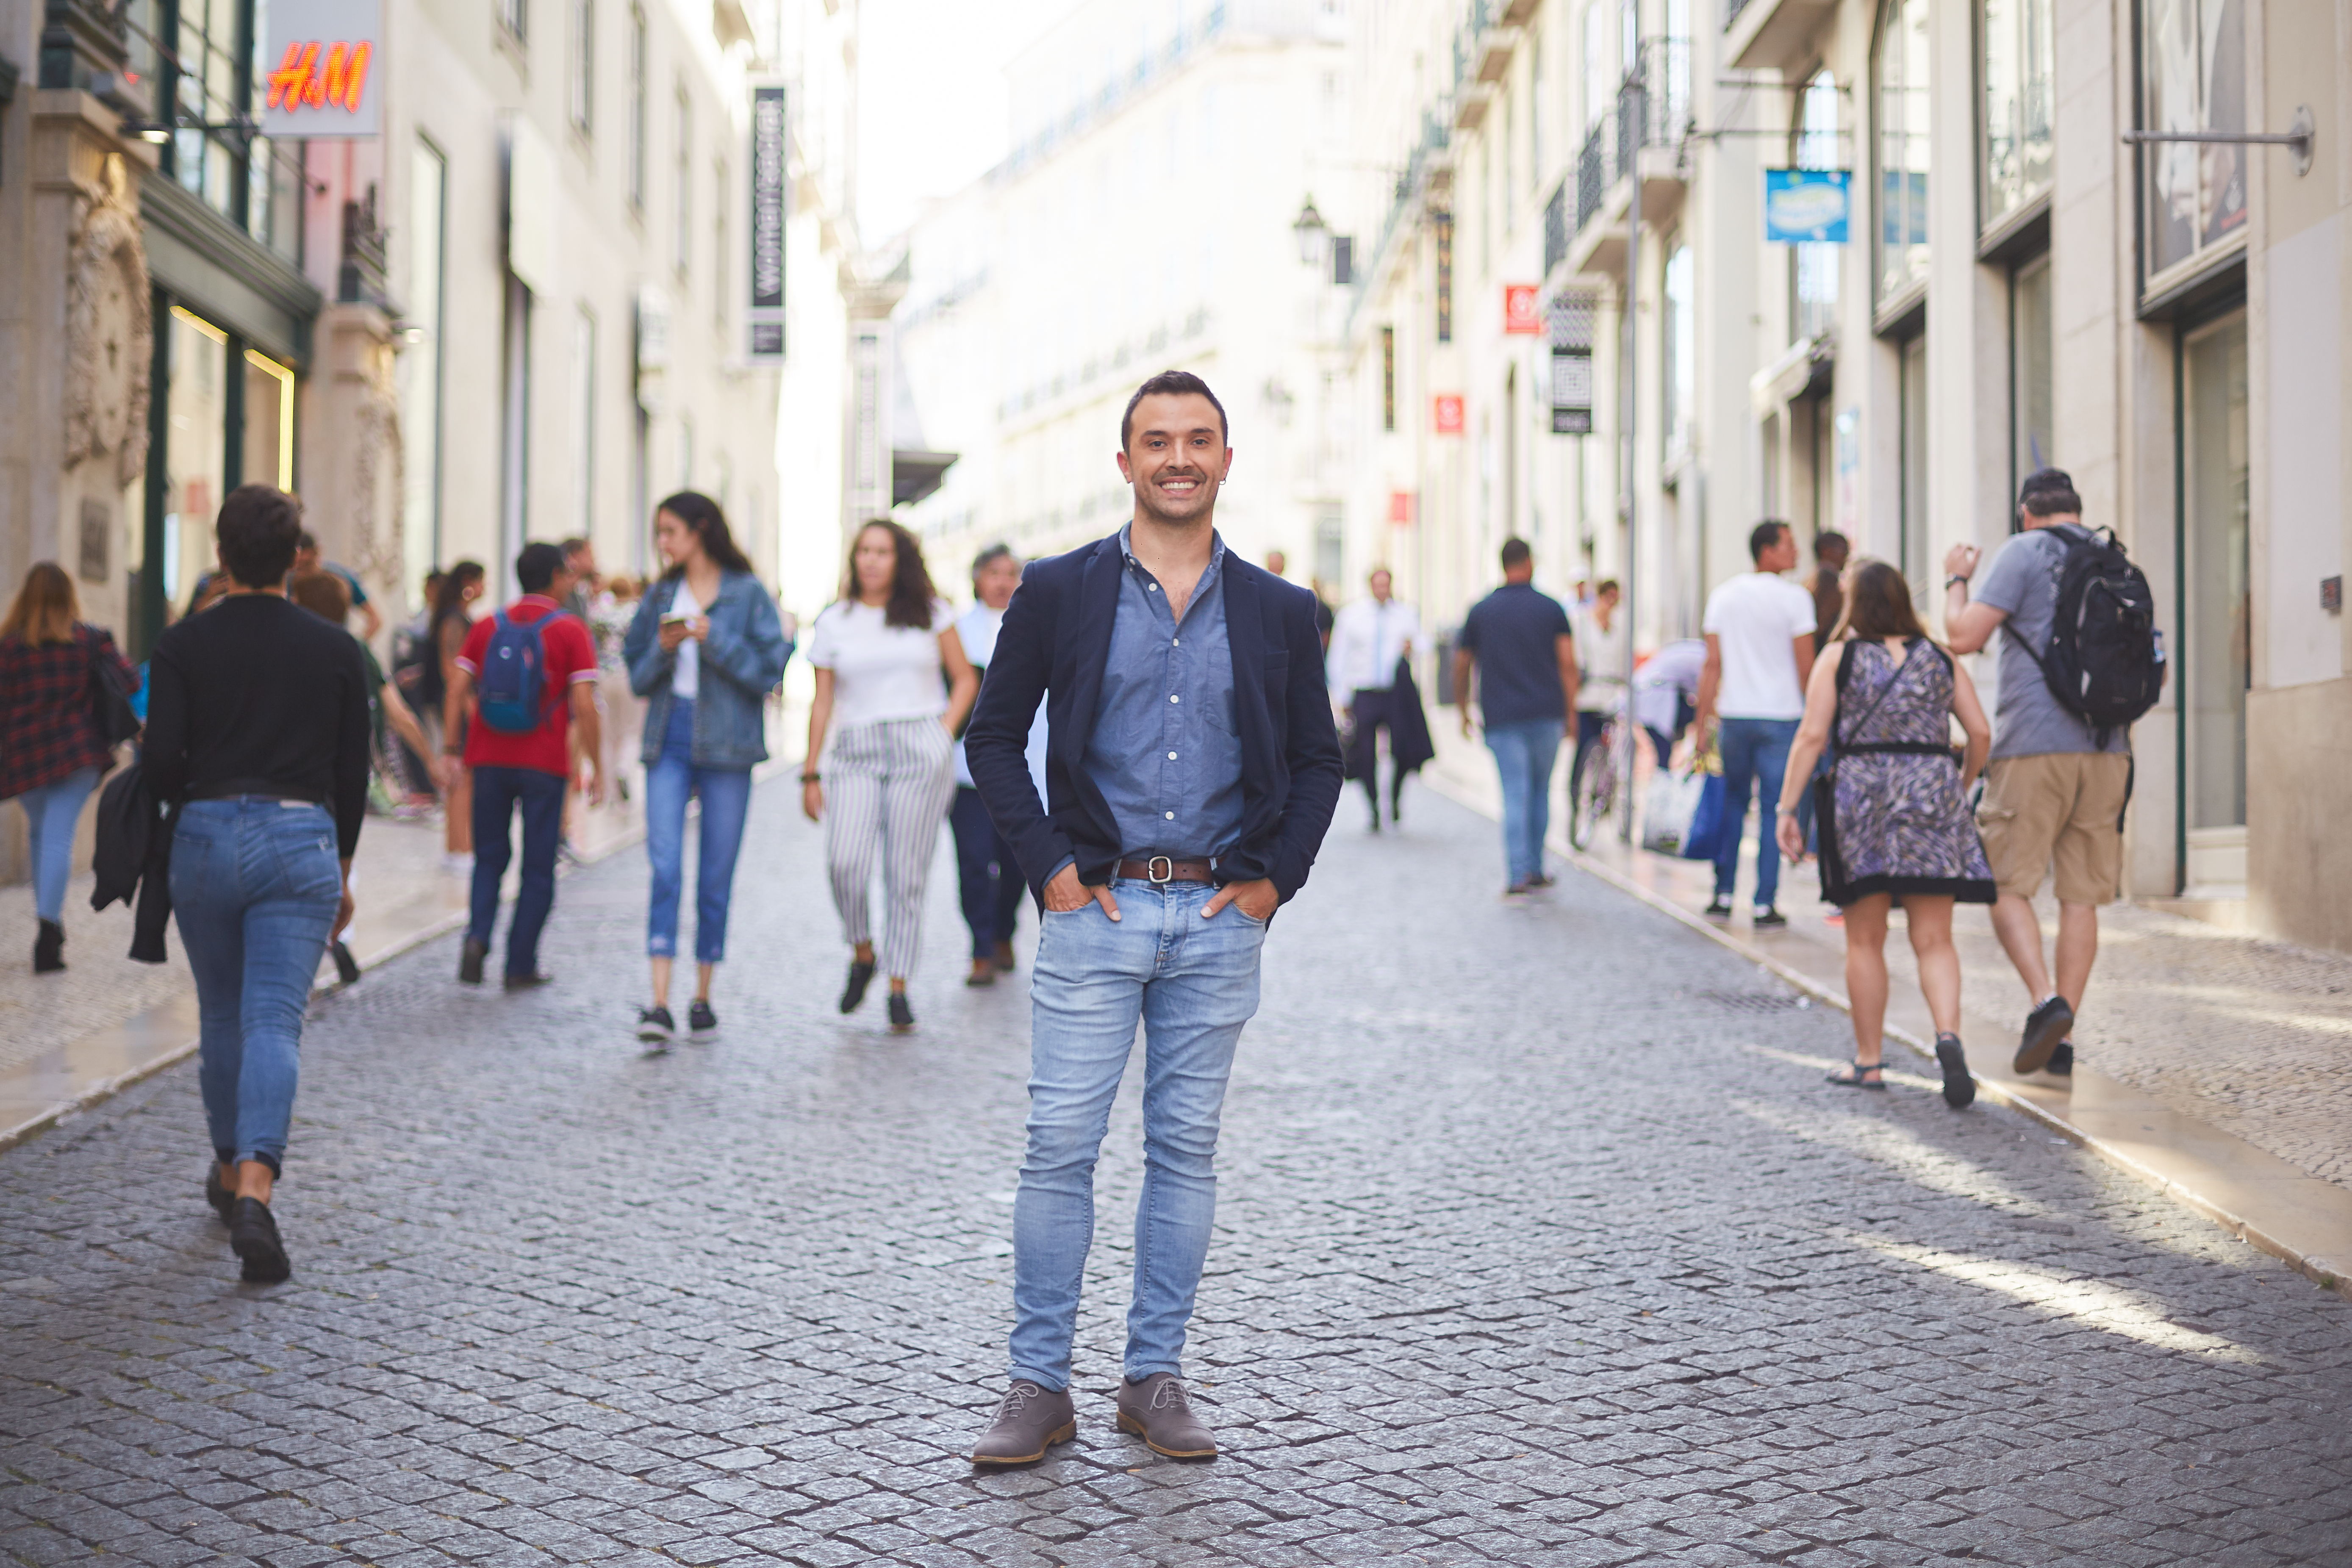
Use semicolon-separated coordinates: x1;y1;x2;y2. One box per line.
0;562;136;973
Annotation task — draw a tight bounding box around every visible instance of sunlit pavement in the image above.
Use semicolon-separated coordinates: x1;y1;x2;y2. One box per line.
2;777;2347;1567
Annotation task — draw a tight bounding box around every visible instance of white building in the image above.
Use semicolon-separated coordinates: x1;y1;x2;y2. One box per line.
891;0;1352;590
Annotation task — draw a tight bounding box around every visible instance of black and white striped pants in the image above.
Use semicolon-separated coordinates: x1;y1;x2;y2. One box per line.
825;716;957;978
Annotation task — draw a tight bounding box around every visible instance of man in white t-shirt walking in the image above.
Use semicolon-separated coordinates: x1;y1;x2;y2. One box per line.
1695;520;1817;926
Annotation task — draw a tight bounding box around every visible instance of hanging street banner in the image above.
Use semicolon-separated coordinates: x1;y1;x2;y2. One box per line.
1503;285;1544;335
261;0;381;139
748;82;788;361
1548;290;1597;435
1764;169;1851;243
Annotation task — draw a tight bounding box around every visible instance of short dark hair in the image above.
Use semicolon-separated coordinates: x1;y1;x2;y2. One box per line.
971;542;1015;582
1596;578;1621;596
296;529;318;552
216;484;304;587
516;541;568;596
1813;531;1850;558
1749;519;1792;562
1121;369;1229;452
1499;537;1532;570
2019;467;2082;517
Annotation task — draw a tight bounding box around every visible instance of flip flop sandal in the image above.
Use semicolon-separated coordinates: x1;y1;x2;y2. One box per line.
1826;1060;1887;1089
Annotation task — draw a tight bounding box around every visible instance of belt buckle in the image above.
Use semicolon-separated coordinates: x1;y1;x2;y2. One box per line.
1146;855;1176;885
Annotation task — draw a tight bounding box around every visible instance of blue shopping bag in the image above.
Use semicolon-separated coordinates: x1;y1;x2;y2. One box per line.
1678;772;1729;862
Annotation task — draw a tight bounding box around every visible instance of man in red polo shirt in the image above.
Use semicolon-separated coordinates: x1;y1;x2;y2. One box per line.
438;542;603;989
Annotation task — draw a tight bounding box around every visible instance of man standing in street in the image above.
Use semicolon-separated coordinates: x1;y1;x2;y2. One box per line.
1451;538;1578;896
963;370;1342;1466
1695;521;1817;928
440;543;603;990
1326;566;1422;831
1942;468;2132;1078
1808;531;1849;654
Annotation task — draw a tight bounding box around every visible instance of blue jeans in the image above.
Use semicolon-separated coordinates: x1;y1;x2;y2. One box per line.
1010;881;1268;1390
643;699;754;962
950;786;1027;959
469;765;566;976
16;766;100;922
1485;718;1564;884
169;799;341;1172
1714;717;1798;909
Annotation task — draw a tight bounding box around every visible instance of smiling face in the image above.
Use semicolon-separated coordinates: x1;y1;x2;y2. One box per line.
1116;393;1231;529
853;524;900;601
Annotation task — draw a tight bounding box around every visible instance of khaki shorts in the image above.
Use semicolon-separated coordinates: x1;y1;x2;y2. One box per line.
1976;752;2133;904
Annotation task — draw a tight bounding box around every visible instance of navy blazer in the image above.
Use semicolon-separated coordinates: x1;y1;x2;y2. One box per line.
965;533;1344;910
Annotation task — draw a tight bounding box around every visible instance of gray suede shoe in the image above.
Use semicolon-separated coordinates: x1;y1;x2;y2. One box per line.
968;1381;1075;1467
1116;1373;1218;1460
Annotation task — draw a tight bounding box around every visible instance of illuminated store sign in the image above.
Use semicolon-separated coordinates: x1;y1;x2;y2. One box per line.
260;0;382;139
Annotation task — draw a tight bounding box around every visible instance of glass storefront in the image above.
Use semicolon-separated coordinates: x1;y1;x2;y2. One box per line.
2182;312;2249;857
123;0;302;262
1982;0;2055;229
2141;0;2247;280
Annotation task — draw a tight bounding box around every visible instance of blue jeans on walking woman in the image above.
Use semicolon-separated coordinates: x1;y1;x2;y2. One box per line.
170;799;341;1173
16;766;100;922
644;698;754;961
1010;881;1268;1391
1485;718;1564;885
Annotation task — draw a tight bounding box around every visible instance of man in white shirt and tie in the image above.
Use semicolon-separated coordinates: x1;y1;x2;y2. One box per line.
1326;567;1422;831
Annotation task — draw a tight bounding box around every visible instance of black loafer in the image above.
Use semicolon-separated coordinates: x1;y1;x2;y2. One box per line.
888;992;914;1033
228;1197;290;1284
839;959;877;1014
458;939;487;986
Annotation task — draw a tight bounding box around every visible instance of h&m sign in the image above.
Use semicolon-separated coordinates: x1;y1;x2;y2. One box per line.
261;0;381;139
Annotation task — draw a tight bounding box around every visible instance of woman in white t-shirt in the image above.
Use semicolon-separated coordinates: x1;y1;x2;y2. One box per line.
802;519;979;1032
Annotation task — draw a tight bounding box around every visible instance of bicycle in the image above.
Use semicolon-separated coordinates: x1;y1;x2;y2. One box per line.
1568;690;1631;850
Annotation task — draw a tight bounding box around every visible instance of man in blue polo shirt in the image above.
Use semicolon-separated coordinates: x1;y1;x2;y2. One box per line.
1452;537;1579;894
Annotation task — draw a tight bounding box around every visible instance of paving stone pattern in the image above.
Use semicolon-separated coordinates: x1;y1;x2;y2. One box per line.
3;781;2348;1567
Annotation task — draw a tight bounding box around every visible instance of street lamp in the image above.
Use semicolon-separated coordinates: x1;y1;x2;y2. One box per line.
1291;196;1329;269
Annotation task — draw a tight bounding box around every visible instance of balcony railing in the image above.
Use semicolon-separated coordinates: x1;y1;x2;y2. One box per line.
1575;116;1613;230
1569;39;1695;239
1723;0;1754;30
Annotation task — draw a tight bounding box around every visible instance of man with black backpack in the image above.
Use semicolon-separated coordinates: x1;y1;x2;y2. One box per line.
438;543;604;990
1943;468;2165;1079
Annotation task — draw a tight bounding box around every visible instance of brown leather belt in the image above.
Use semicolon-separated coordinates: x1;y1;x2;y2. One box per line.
1115;855;1218;885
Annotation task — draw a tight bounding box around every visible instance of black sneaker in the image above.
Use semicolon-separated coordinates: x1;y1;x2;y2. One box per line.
228;1197;290;1285
888;992;915;1033
1751;907;1788;929
637;1006;675;1045
2044;1041;2075;1077
1703;897;1733;919
839;959;877;1014
688;1000;718;1041
458;939;487;986
2014;995;2075;1075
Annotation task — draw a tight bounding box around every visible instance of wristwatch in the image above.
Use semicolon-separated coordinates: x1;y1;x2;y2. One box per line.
1945;574;1971;590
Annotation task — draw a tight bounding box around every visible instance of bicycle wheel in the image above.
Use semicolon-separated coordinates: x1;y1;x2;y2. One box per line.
1570;736;1614;850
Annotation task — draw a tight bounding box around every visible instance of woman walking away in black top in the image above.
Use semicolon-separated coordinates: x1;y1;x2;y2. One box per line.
145;485;372;1284
1776;559;1994;1108
0;562;138;972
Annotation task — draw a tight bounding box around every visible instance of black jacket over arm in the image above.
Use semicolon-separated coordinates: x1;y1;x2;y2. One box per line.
965;533;1344;911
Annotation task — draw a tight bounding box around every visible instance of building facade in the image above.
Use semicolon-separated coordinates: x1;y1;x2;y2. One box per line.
890;0;1353;592
1335;0;2350;955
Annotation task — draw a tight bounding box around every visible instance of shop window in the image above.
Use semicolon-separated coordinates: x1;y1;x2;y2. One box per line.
161;308;231;613
2009;252;2053;509
1873;0;1930;304
1981;0;2053;230
129;0;297;261
1790;71;1839;346
243;351;294;492
2181;310;2248;871
2140;0;2247;281
1897;331;1928;601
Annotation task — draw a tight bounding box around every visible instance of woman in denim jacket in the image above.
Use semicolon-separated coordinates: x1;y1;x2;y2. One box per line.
621;492;793;1046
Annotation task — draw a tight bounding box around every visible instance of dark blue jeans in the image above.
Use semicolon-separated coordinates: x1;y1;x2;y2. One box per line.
469;765;566;977
950;786;1027;959
1714;717;1798;910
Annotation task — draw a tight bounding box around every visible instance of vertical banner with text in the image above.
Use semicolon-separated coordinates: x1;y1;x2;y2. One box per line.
747;83;788;362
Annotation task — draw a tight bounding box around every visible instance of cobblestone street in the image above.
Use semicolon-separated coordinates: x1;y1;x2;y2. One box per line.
3;778;2347;1567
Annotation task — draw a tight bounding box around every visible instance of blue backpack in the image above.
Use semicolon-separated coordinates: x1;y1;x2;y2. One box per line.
475;608;559;733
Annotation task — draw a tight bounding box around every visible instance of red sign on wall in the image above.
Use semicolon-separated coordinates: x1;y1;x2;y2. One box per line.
1432;394;1465;435
259;0;382;138
1387;491;1417;524
1503;285;1544;334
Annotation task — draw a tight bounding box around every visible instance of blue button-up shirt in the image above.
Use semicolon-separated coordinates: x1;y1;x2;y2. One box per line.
1082;524;1245;861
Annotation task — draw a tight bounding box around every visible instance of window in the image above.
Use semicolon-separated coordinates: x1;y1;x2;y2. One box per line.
2181;311;2249;848
713;161;729;327
501;0;527;39
2140;0;2247;279
1662;240;1693;453
573;308;597;537
1381;326;1396;432
1982;0;2053;229
569;0;594;133
1898;332;1929;600
1874;0;1930;303
136;0;297;259
674;89;692;278
398;139;449;602
2009;252;2053;499
1583;1;1610;128
628;9;648;208
1791;70;1839;344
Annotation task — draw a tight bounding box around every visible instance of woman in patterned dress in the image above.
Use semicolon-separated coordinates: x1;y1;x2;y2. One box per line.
1775;560;1994;1107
